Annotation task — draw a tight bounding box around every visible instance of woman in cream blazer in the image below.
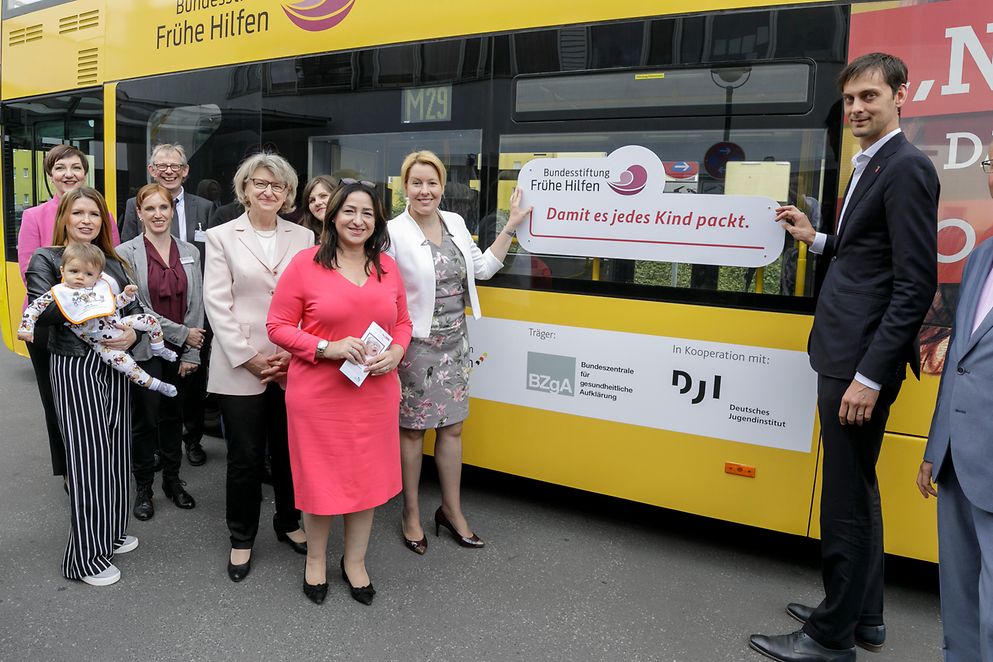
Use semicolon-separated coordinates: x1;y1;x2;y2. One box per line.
386;150;529;554
203;153;314;582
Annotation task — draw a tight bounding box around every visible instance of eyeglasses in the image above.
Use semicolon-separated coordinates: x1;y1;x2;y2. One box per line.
249;178;287;193
152;163;186;173
341;177;376;188
982;160;992;174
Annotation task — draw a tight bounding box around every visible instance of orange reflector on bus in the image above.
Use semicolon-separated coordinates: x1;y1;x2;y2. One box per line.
725;462;756;478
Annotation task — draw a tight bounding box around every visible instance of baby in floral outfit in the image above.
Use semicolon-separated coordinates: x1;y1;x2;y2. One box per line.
18;243;178;397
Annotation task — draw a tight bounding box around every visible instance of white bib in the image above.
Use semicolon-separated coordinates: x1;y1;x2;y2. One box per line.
51;277;116;324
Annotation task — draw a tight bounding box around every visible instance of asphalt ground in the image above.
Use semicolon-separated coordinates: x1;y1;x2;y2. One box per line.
0;347;942;662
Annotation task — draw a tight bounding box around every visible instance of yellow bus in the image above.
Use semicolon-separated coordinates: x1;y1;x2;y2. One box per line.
3;0;989;562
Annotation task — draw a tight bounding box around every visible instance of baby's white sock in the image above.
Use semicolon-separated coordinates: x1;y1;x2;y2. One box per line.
149;378;178;398
150;341;178;362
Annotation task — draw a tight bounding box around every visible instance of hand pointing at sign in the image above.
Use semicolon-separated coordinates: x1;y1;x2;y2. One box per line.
489;187;533;260
775;204;816;246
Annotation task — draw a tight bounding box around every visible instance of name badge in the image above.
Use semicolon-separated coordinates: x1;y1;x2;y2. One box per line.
180;255;195;265
194;229;207;242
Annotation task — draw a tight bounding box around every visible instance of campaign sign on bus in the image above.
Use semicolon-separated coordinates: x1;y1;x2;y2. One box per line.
517;145;784;267
467;317;817;453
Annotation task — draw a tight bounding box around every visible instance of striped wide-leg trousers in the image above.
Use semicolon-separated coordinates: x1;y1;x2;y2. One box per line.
50;350;131;579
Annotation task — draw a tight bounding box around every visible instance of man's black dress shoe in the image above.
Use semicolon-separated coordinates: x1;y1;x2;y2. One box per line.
185;441;207;466
162;480;196;509
749;630;855;662
303;578;329;604
133;484;154;521
227;555;251;582
787;602;886;651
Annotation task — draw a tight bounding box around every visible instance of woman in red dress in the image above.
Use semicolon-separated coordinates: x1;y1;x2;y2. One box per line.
267;181;412;606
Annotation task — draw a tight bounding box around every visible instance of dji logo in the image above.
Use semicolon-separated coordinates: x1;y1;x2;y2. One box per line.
672;370;722;405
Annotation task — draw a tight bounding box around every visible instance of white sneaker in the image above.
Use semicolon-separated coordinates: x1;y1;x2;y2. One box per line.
115;535;139;554
81;564;121;586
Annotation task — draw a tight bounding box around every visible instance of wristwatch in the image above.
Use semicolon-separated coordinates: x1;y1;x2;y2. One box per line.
316;339;329;359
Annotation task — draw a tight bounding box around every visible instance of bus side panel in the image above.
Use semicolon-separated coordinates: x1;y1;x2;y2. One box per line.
3;264;27;356
1;0;105;100
887;375;942;440
808;433;938;562
459;287;821;536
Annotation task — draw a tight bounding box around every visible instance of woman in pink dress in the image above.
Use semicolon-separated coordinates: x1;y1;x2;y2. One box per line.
268;181;412;606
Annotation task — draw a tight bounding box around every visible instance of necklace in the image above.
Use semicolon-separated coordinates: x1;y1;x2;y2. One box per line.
253;227;277;238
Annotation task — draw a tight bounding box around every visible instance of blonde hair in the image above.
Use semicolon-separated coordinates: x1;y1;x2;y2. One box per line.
400;150;447;190
233;152;298;213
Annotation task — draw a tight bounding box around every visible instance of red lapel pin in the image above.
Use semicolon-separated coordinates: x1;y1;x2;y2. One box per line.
874;166;881;173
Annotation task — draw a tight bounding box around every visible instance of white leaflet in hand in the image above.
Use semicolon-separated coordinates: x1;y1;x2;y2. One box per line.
340;322;394;387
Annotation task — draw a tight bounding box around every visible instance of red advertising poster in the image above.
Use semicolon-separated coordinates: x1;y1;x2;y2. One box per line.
850;0;993;374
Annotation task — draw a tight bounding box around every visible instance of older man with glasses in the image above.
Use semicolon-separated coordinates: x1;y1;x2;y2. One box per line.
122;144;215;473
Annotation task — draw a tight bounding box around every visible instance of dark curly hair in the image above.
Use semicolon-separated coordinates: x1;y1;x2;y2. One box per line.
313;182;390;280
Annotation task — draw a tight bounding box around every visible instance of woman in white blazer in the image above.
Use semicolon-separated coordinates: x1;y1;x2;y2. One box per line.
204;153;314;582
387;150;529;554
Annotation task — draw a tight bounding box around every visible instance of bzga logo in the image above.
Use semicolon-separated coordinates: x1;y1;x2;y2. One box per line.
672;370;722;404
526;352;576;396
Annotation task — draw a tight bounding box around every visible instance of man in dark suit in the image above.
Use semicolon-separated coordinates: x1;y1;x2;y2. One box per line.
918;143;993;661
749;52;939;662
121;143;214;467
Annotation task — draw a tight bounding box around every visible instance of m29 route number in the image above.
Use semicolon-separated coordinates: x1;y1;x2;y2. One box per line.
402;85;452;124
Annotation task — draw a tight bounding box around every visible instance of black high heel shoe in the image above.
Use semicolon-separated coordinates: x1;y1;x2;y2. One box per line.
434;507;485;548
340;556;375;605
302;578;329;605
227;550;252;583
274;515;307;555
402;521;427;555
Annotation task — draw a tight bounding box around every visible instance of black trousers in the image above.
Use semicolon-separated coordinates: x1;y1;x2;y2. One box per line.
218;383;299;549
131;357;183;487
26;327;67;476
180;332;210;447
804;374;901;649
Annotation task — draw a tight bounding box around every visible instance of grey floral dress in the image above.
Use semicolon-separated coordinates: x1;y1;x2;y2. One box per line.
398;227;471;430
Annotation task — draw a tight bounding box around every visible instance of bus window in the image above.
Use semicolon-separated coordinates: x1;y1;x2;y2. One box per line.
308;131;482;224
1;92;103;258
4;0;72;17
116;67;262;216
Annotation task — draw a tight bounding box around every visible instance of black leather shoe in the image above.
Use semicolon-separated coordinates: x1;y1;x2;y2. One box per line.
133;484;154;521
749;630;855;662
273;515;307;554
185;441;207;466
227;552;251;582
303;578;329;605
162;480;196;509
787;602;886;651
434;507;484;548
340;556;375;605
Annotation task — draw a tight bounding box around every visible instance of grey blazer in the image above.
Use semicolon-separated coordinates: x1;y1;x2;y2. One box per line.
924;237;993;513
117;235;204;364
